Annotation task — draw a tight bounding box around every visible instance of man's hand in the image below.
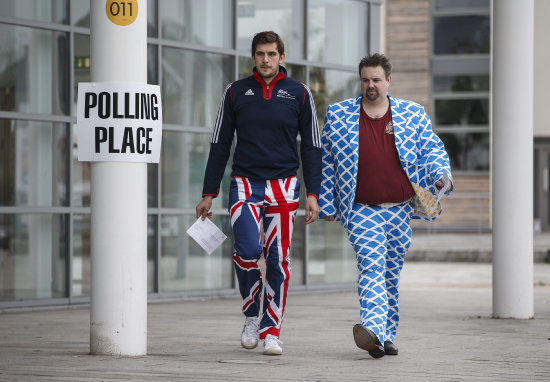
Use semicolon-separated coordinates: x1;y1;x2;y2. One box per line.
435;179;451;193
196;196;214;220
304;195;320;224
323;216;335;221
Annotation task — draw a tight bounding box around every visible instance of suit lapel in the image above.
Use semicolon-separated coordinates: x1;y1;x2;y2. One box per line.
390;95;417;165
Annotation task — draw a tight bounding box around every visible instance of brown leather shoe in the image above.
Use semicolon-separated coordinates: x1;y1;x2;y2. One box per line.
384;341;399;355
352;324;385;359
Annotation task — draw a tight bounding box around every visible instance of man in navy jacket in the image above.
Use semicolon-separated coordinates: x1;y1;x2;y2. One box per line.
196;31;321;356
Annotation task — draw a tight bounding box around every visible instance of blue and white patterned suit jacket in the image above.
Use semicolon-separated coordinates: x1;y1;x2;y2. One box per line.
319;95;453;229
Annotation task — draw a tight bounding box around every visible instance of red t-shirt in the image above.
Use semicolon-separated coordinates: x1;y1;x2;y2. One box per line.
354;103;415;205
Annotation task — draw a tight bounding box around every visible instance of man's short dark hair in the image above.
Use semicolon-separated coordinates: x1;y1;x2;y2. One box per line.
251;31;285;56
359;54;392;79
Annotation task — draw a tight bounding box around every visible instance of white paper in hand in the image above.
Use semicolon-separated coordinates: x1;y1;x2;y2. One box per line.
186;218;227;255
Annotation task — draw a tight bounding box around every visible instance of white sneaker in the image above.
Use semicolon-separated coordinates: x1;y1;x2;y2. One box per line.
263;334;283;355
241;317;259;349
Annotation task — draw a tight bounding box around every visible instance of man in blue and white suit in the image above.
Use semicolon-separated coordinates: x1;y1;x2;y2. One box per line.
319;54;452;358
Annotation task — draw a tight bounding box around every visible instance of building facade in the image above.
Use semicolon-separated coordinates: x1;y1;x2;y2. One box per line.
1;0;548;309
0;0;381;308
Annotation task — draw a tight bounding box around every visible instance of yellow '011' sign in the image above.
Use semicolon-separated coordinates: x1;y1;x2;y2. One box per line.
106;0;138;26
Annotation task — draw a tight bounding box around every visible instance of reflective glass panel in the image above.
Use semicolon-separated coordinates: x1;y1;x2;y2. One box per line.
308;221;356;284
147;0;158;37
0;24;69;115
160;214;233;291
71;0;89;27
289;216;304;286
0;214;67;301
434;16;490;55
147;215;157;293
148;44;159;85
434;98;489;125
0;1;67;24
236;0;304;59
162;48;234;126
160;0;232;48
72;213;90;297
72;123;91;207
162;131;231;209
308;0;368;66
0;119;68;207
73;34;90;113
434;0;490;10
439;132;489;171
433;75;489;92
309;67;359;123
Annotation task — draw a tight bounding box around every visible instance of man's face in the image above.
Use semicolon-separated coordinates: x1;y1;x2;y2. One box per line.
360;66;391;103
253;42;285;82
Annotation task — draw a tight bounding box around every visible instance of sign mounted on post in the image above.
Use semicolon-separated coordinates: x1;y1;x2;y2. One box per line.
77;82;162;163
106;0;138;26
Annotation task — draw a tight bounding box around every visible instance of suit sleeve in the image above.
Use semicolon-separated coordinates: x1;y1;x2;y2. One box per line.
298;84;322;198
416;107;453;194
202;84;235;197
319;105;338;218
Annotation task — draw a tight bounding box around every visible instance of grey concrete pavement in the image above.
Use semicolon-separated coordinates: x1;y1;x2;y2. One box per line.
1;262;550;381
407;232;550;262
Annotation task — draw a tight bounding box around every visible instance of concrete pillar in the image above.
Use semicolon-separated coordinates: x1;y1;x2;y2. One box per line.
89;0;148;355
492;0;534;319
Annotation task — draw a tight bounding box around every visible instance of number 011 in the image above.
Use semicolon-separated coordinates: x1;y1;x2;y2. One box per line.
106;0;138;26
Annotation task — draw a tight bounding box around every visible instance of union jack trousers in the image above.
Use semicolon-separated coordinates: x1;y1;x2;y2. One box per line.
229;175;300;339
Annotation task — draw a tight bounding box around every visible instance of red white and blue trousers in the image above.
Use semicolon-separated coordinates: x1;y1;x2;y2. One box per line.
229;175;299;339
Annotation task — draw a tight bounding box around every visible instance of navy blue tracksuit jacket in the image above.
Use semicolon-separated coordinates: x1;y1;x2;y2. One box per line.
202;66;322;199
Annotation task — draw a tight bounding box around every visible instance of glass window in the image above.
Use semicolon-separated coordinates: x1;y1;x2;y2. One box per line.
72;123;91;207
434;0;490;11
310;67;359;123
0;119;68;207
308;221;356;284
0;1;68;24
433;74;489;92
162;48;234;126
0;214;67;301
147;215;157;293
71;0;89;27
160;214;233;291
236;0;304;59
160;0;232;48
147;0;158;38
73;34;90;113
308;0;368;66
434;98;489;125
439;132;489;171
0;24;69;115
162;131;231;209
289;217;305;285
72;213;90;297
433;15;490;55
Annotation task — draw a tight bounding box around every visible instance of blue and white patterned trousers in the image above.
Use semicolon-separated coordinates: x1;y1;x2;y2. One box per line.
347;201;413;345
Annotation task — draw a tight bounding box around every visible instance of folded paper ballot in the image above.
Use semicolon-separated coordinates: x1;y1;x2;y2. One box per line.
186;217;227;255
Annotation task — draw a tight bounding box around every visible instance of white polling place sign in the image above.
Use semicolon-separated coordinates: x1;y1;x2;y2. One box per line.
77;82;162;162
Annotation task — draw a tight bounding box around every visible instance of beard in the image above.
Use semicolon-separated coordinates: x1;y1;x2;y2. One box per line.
365;88;379;102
